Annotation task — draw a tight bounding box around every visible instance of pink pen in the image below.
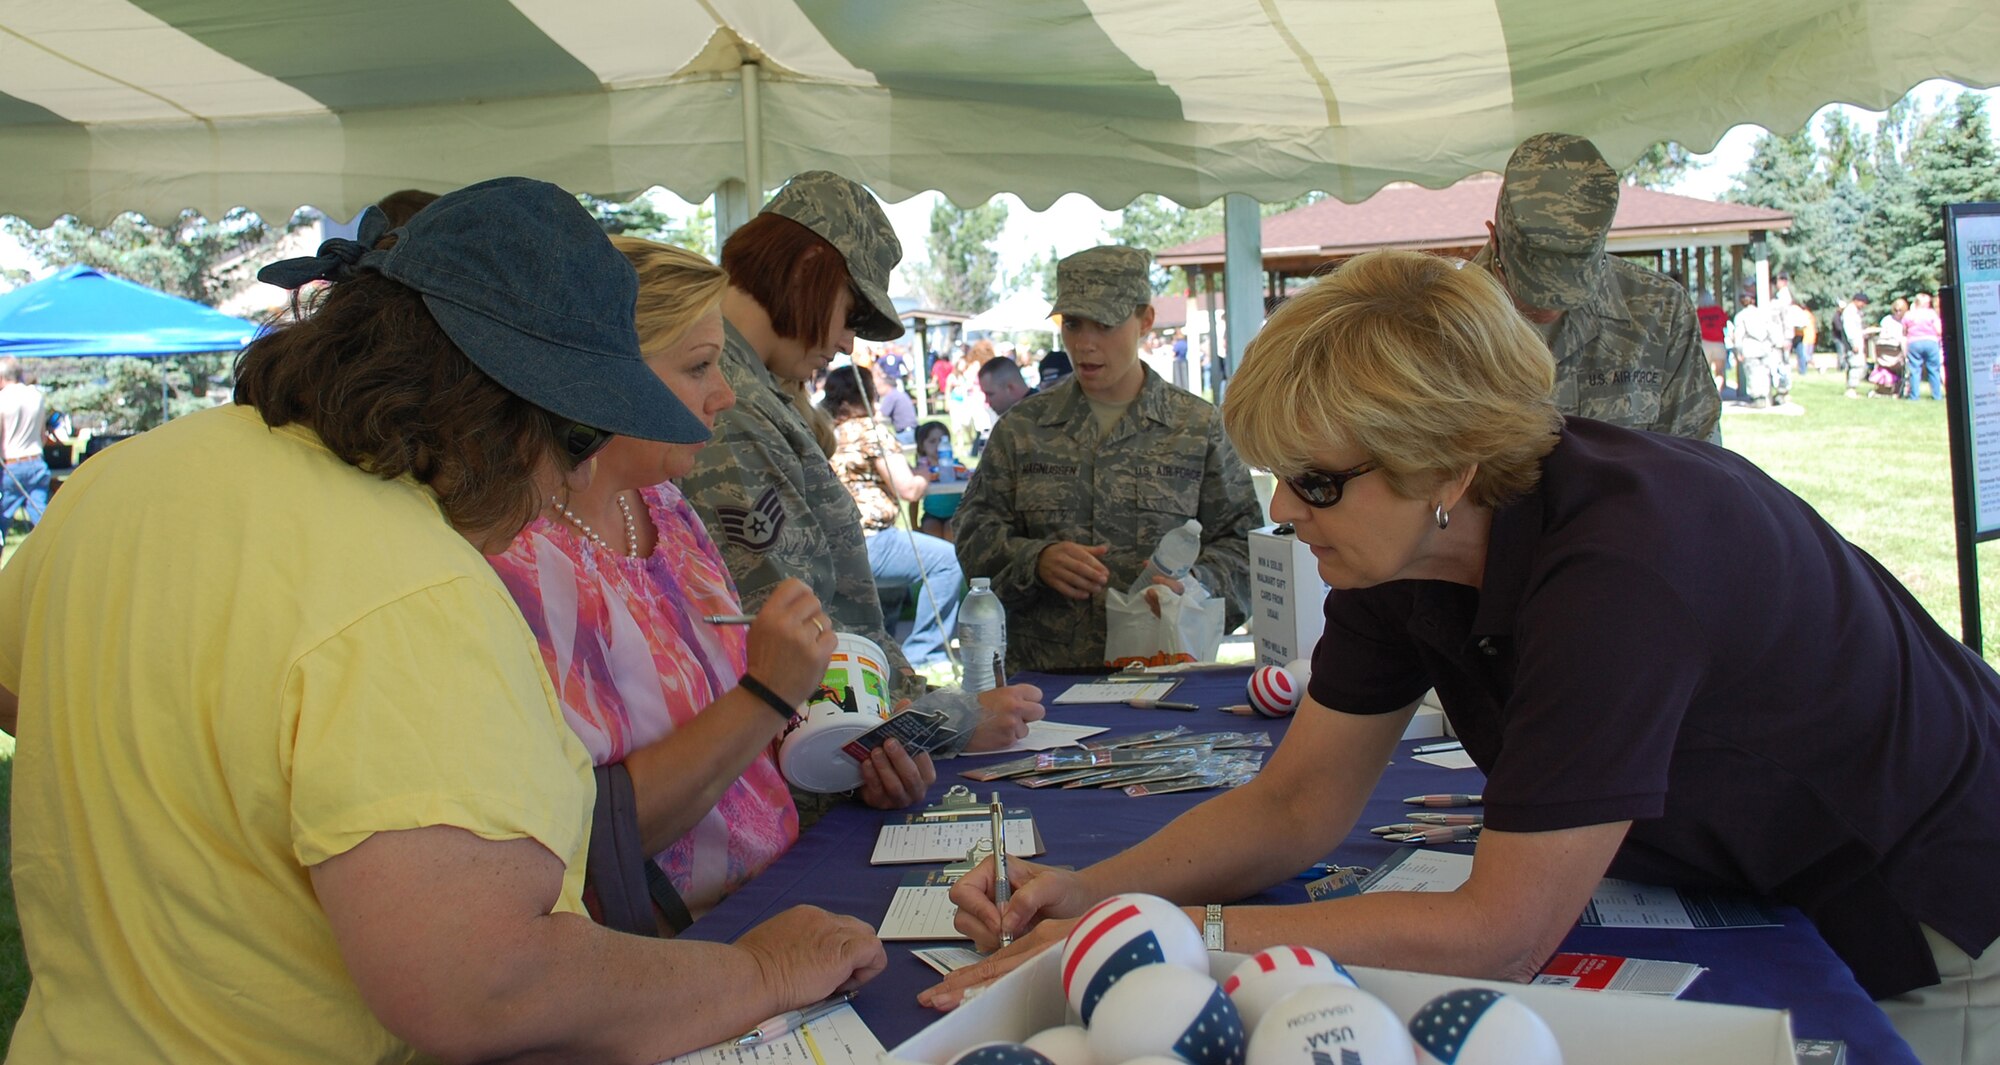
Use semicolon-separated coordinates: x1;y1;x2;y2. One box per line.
1402;793;1482;808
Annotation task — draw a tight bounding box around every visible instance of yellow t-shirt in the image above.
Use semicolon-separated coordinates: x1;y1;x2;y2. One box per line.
0;405;593;1063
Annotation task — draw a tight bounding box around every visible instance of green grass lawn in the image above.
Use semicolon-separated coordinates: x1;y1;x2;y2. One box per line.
0;369;1989;1046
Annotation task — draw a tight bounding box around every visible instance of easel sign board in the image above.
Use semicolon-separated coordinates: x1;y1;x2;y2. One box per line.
1945;203;2000;536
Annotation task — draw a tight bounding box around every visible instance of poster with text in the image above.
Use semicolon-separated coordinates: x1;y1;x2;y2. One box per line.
1952;209;2000;534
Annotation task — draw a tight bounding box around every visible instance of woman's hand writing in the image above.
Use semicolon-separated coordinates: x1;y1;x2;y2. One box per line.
744;579;836;706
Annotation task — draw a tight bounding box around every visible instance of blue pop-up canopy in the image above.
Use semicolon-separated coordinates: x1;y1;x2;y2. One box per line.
0;265;258;358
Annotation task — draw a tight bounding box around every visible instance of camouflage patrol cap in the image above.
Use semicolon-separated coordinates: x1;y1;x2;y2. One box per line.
1494;133;1620;312
1052;245;1153;327
761;171;906;342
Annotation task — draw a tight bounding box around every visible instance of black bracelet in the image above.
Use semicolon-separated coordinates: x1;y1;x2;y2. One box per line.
737;674;798;722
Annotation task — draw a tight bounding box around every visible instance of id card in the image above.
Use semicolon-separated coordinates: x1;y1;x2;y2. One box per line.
843;706;959;763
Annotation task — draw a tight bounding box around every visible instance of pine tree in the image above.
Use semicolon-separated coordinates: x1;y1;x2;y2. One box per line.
915;198;1008;314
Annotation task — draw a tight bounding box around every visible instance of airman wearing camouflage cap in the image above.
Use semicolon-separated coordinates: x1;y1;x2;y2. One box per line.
1053;245;1153;326
956;245;1261;671
1475;132;1722;442
1493;133;1621;311
760;170;906;342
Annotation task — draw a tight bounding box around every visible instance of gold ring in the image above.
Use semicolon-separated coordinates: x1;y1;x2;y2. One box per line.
811;618;827;637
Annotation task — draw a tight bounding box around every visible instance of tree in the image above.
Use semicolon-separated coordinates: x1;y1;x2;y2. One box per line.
0;207;297;431
2;208;274;306
577;192;716;260
1621;142;1700;189
915;199;1008;313
1108;196;1221;295
1904;93;2000;290
1008;245;1060;301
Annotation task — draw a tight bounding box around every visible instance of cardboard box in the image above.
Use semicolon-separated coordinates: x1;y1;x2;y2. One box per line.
889;947;1798;1065
1248;525;1327;668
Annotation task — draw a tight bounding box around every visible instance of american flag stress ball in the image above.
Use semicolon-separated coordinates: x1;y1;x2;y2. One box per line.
946;1044;1057;1065
1060;893;1208;1023
1244;984;1415;1065
1223;946;1357;1029
1022;1026;1095;1065
1084;964;1248;1065
1246;662;1306;717
1407;989;1561;1065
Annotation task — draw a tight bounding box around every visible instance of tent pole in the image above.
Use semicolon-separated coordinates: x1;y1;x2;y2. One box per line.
713;62;764;252
1221;193;1264;402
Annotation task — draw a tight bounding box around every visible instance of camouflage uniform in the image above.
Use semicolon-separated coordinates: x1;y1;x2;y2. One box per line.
680;171;923;707
1477;133;1722;443
953;368;1262;672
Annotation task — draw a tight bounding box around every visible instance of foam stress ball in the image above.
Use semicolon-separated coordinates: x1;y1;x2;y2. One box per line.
1085;964;1248;1065
1060;893;1209;1024
1222;945;1357;1030
947;1043;1058;1065
1023;1026;1096;1065
1408;988;1562;1065
1245;984;1415;1065
1245;664;1303;718
1284;659;1312;688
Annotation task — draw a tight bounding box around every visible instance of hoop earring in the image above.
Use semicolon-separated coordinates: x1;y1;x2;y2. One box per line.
1433;503;1450;530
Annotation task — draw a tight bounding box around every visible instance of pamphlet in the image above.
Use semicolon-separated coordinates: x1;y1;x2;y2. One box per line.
870;810;1043;864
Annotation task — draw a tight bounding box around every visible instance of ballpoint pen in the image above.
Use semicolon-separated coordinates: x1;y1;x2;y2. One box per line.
1386;825;1482;845
1412;740;1464;755
733;991;857;1046
702;613;755;625
990;792;1012;948
1403;793;1483;808
1407;812;1483;826
1370;823;1431;836
1128;698;1200;711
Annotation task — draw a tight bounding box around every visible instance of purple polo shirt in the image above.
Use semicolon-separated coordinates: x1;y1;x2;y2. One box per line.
1309;417;2000;998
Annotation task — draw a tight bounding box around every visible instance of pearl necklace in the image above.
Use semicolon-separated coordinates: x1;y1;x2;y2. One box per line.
551;492;642;558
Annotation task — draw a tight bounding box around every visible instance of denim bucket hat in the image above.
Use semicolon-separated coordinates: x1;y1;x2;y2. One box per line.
258;176;707;445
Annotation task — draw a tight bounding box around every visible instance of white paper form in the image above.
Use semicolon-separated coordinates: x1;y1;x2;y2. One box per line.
1053;680;1178;705
984;721;1109;753
870;812;1043;864
879;871;969;940
912;946;988;974
1363;852;1781;929
656;1002;881;1065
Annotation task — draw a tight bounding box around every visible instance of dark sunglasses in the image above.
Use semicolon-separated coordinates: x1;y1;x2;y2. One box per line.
845;286;875;331
554;419;614;466
1283;461;1379;508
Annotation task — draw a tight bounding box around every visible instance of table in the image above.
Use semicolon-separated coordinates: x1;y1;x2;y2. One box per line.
686;668;1917;1062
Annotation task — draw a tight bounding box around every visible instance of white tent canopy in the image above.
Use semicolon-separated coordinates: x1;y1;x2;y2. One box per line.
3;1;1998;226
964;292;1056;335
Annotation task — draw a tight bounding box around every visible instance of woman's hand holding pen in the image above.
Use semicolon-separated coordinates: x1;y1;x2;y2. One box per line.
916;854;1092;1009
744;580;836;706
946;855;1090;952
965;684;1047;752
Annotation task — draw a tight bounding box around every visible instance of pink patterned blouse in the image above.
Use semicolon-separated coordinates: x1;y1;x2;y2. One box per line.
489;482;799;919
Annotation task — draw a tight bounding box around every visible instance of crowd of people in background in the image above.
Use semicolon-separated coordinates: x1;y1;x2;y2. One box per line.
1715;272;1953;405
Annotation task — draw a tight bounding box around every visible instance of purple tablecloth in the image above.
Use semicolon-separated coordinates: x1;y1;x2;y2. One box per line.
685;668;1917;1063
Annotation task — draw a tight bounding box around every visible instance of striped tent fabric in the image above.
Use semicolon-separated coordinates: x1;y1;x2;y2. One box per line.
2;0;1998;224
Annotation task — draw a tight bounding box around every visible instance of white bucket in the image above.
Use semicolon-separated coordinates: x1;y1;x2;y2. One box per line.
778;632;894;793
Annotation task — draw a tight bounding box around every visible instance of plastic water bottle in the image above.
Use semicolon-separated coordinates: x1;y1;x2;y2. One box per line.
1130;518;1203;595
958;578;1006;692
936;438;956;483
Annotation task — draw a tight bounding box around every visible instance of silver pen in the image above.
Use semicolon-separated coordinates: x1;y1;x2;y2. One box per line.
733;991;856;1046
990;793;1012;948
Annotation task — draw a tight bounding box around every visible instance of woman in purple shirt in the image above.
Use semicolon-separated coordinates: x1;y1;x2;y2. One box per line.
931;251;2000;1064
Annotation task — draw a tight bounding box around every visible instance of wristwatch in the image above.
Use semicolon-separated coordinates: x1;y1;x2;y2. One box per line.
1203;904;1225;951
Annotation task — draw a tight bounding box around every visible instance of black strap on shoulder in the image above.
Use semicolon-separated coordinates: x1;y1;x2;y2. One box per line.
587;762;693;936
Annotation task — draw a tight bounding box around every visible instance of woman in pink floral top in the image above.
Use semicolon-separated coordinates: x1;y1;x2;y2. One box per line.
490;239;882;923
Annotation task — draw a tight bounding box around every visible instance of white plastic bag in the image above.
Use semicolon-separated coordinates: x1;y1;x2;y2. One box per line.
1104;575;1225;668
